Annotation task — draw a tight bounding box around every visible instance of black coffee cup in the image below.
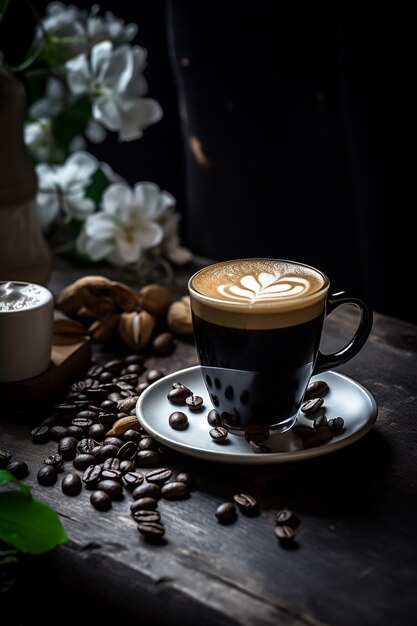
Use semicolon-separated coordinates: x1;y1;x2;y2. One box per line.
188;258;373;432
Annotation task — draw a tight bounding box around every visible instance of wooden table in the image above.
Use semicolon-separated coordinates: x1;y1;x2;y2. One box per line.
2;262;417;626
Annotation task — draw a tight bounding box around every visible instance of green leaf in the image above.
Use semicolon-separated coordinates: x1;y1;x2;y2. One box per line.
0;0;11;19
0;471;68;554
53;97;92;153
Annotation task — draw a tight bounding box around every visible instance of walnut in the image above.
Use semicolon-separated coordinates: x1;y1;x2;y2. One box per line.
88;313;120;342
167;296;193;335
118;310;156;350
137;284;173;316
58;275;138;319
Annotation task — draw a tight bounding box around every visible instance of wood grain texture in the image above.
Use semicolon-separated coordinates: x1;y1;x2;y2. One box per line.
1;262;417;626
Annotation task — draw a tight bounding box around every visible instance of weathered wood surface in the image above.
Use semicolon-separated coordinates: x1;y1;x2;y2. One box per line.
1;262;417;626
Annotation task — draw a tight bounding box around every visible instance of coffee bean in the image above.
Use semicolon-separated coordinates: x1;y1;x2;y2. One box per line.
304;380;329;400
136;382;149;396
96;479;123;500
123;472;144;490
44;453;63;469
301;398;324;415
54;403;77;418
103;437;124;448
41;415;57;426
71;381;86;392
58;436;78;460
91;444;116;461
73;454;97;471
117;381;135;391
108;392;123;403
169;411;188;430
86;388;107;402
130;497;158;513
146;369;165;384
124;354;145;366
152;332;175;356
101;469;123;481
244;424;269;443
314;425;333;442
76;410;98;421
161;481;189;499
249;441;272;453
98;412;118;428
119;460;135;474
89;423;107;441
302;428;332;449
77;437;97;454
99;372;114;384
61;472;82;496
137;521;165;538
209;426;228;442
328;416;345;433
146;468;172;485
292;424;315;438
82;464;102;488
103;359;124;374
103;457;120;471
233;493;258;513
49;425;68;441
71;417;93;432
117;441;138;461
138;436;158;451
7;460;29;479
66;425;85;440
215;502;237;524
87;365;103;378
90;490;112;511
100;399;118;413
117;396;139;415
175;472;193;487
275;508;298;526
185;395;204;410
37;465;58;486
119;372;140;383
135;450;162;467
123;429;141;443
132;482;161;500
0;448;12;468
207;409;222;427
132;510;161;523
31;425;50;443
313;414;328;429
167;387;192;405
274;525;296;542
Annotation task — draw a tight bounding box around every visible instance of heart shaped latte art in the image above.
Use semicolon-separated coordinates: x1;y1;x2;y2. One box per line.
217;272;311;303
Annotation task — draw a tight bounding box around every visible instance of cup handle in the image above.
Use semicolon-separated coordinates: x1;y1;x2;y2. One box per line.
313;291;373;374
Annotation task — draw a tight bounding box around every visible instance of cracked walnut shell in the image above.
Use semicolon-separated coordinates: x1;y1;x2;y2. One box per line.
118;310;156;350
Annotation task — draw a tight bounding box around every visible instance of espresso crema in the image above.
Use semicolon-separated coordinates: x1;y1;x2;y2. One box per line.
190;259;329;329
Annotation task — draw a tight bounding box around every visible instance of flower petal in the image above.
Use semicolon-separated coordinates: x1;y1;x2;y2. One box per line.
60;151;98;189
102;183;133;217
35;192;60;230
93;96;122;131
136;220;163;249
91;41;112;80
66;53;90;95
132;182;161;217
103;44;133;93
85;213;117;238
117;98;163;141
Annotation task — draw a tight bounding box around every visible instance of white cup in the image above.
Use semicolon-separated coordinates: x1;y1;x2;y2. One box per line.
0;281;54;382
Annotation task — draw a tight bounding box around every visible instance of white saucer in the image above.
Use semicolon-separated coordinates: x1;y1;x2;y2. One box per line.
136;366;378;465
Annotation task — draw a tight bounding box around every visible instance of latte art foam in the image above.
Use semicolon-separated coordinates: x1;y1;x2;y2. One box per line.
217;271;311;303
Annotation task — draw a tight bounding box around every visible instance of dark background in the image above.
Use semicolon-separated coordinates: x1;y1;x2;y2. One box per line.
0;1;410;324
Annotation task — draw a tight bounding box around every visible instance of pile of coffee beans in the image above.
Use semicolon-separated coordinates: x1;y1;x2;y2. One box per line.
0;447;29;479
294;380;345;449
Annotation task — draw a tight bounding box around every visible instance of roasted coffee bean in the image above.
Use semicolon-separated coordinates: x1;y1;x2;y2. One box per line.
314;426;333;442
119;460;135;474
130;497;158;513
71;417;93;432
244;424;269;443
117;381;135;392
146;468;172;485
207;409;222;427
161;481;189;499
117;441;138;460
209;426;228;442
172;382;188;389
175;472;193;487
89;423;107;441
58;436;78;460
103;457;120;470
0;448;12;468
44;453;63;469
167;386;192;405
117;396;139;414
249;441;272;453
233;493;258;512
302;429;332;449
37;465;58;486
215;502;237;524
132;482;161;500
123;472;144;490
98;412;118;428
292;424;315;438
7;460;29;479
77;437;97;454
95;444;120;461
86;388;107;402
87;364;103;378
82;464;102;487
135;450;162;467
123;429;141;443
71;381;86;392
146;368;165;384
169;411;188;430
49;425;68;441
73;454;97;471
54;403;77;417
124;353;145;366
328;416;345;433
90;490;112;511
313;414;328;429
41;415;57;427
301;398;324;415
100;399;118;413
61;472;82;496
136;382;149;396
152;332;176;356
103;437;124;448
99;372;114;384
103;359;124;374
138;436;158;451
275;508;298;526
137;521;165;539
73;397;88;405
96;479;123;500
123;364;142;376
304;380;329;400
76;410;98;421
274;525;296;542
66;425;85;440
101;469;123;481
108;392;123;403
132;510;161;523
31;425;50;443
185;395;204;410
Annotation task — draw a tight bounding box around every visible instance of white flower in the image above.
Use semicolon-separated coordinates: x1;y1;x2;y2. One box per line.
76;182;174;266
24;118;54;161
65;41;162;141
86;9;138;46
29;78;66;120
35;151;98;230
